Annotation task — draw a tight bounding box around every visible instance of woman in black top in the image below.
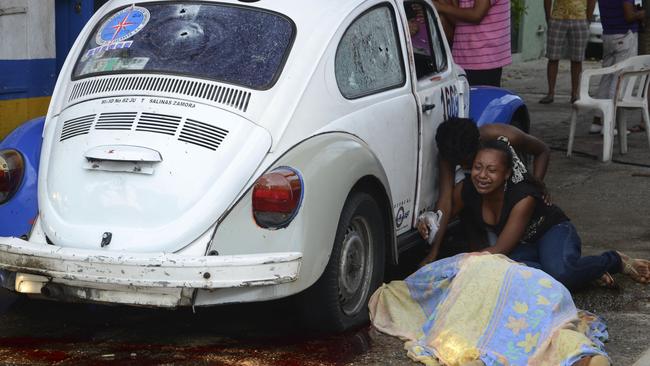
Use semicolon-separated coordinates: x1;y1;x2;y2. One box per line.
420;138;650;290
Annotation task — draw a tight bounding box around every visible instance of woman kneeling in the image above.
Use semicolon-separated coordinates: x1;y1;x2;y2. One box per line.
420;138;650;289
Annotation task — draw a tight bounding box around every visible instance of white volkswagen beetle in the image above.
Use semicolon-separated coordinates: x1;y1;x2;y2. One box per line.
0;0;528;331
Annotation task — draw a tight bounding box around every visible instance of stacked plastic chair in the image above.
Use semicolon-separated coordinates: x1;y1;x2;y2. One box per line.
568;55;650;162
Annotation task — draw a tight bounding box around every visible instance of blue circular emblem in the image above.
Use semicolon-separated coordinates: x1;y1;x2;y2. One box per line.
96;6;150;45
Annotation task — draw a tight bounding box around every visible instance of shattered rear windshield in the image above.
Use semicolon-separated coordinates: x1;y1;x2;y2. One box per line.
72;2;294;90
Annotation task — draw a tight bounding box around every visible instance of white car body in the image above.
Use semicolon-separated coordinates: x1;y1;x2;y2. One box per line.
0;0;471;329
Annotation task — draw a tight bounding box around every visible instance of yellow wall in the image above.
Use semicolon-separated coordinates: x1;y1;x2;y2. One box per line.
0;96;51;139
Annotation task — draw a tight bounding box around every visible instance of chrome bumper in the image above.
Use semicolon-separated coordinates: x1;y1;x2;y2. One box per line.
0;237;302;306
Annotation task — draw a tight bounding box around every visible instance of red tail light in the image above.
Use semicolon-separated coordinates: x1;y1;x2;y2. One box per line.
252;167;303;229
0;150;25;204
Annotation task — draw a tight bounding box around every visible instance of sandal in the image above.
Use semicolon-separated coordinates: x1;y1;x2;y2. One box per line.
593;272;619;289
539;95;554;104
628;124;646;133
617;251;650;284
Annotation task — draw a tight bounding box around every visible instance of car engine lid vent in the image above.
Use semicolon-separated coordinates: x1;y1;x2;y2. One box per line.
69;76;252;112
95;112;137;130
135;113;182;136
60;114;96;141
209;85;252;112
178;119;228;151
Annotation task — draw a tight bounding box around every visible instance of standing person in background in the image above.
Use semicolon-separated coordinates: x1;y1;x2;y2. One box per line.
434;0;457;44
539;0;597;104
591;0;646;134
433;0;511;87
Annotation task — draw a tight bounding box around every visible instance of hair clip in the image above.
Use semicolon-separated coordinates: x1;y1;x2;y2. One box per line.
497;136;527;184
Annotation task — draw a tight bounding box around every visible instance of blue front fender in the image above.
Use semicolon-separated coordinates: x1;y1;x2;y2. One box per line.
0;117;44;237
469;86;528;129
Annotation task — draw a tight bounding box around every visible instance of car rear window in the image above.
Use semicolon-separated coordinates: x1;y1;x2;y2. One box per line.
72;3;294;90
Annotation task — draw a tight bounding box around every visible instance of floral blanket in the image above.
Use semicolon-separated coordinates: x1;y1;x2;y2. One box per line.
369;253;609;366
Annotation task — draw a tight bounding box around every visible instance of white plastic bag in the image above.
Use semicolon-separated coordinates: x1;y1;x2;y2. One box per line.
418;210;443;245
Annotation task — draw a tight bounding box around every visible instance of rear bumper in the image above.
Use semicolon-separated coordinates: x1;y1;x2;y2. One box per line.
0;237;301;306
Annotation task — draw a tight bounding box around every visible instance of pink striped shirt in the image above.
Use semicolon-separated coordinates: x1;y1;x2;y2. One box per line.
452;0;512;70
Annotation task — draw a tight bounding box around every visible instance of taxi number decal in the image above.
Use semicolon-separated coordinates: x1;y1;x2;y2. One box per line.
441;84;459;121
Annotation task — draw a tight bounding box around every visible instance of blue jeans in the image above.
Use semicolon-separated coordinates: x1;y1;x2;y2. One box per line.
508;221;622;290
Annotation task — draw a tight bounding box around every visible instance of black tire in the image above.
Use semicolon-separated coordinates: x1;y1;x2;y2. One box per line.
300;191;386;333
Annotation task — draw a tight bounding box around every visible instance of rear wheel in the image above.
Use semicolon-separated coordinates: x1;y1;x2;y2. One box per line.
300;191;386;332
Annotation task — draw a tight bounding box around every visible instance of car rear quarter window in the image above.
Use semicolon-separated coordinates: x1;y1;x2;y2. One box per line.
73;3;294;90
335;5;405;99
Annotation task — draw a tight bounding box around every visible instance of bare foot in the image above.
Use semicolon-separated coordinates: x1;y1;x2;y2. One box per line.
617;251;650;284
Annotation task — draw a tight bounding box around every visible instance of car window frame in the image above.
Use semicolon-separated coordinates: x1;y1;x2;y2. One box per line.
425;4;449;74
70;1;298;91
334;2;407;100
404;0;449;79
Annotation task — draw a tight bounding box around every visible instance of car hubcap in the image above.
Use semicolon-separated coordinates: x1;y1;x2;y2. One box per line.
338;216;373;316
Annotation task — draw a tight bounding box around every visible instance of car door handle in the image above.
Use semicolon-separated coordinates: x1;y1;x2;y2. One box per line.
422;103;436;113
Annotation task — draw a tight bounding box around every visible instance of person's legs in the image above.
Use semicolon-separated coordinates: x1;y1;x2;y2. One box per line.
536;222;621;290
592;34;620;131
593;32;639;130
570;61;582;102
596;32;637;99
540;19;564;103
544;60;559;101
567;19;590;102
595;36;618;99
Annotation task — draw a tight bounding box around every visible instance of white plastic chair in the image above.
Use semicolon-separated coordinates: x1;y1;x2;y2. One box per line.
567;55;650;162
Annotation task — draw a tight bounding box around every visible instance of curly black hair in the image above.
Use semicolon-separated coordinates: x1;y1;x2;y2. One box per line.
435;117;480;166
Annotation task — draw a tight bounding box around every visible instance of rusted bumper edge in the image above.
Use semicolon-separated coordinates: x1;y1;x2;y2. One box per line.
0;237;302;289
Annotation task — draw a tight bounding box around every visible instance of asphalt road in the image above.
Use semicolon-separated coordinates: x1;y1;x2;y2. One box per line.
0;59;648;365
0;290;386;365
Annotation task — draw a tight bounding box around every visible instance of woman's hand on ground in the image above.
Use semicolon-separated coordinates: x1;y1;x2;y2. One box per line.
417;218;430;241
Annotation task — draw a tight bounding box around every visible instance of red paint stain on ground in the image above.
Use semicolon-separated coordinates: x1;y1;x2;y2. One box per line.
16;349;70;363
0;328;372;365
